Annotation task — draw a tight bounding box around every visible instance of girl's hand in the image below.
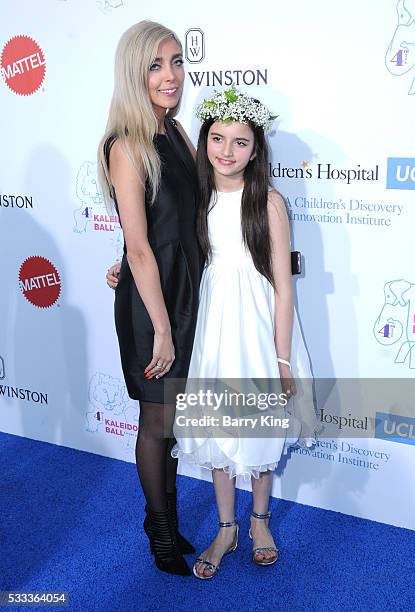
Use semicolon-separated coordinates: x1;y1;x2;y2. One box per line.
278;363;297;399
144;331;175;379
106;261;121;289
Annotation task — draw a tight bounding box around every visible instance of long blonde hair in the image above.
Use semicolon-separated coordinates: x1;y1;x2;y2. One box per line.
98;20;182;208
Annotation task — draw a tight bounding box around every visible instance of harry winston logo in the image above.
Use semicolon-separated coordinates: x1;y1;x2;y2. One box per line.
185;28;204;63
0;356;4;380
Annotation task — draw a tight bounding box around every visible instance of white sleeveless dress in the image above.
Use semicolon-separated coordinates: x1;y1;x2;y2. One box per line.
171;187;318;479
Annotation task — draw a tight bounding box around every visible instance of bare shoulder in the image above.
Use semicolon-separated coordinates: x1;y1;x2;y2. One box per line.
267;189;288;219
174;119;196;159
108;138;141;167
108;139;144;184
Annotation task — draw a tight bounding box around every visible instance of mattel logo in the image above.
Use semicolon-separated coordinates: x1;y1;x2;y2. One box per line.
1;35;46;95
386;158;415;190
375;412;415;446
18;256;61;308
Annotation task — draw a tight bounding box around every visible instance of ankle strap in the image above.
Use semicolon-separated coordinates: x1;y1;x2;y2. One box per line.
251;511;271;520
219;519;237;527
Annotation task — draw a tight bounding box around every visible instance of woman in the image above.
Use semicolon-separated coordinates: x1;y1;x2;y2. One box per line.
98;20;203;576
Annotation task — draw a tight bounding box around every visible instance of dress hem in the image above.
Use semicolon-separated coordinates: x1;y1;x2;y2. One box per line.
171;434;318;481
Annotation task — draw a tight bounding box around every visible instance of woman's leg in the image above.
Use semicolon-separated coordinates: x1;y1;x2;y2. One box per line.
194;468;238;578
136;401;191;575
250;471;278;562
137;401;194;553
165;437;178;494
135;401;176;511
164;435;195;553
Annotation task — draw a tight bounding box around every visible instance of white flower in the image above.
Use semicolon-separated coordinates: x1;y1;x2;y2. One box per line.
196;87;277;132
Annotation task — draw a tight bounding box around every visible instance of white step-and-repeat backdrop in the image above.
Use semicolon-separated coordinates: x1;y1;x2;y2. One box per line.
1;0;414;530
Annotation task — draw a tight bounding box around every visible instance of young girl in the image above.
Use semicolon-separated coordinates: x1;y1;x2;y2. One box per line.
170;88;318;579
107;88;318;579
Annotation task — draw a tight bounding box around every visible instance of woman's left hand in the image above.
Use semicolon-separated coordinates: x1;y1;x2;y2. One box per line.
278;363;296;399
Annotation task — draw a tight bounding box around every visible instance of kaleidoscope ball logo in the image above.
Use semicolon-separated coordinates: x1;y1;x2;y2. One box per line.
18;256;61;308
1;35;46;95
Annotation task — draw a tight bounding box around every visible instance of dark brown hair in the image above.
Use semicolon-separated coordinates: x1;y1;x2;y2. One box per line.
196;118;274;287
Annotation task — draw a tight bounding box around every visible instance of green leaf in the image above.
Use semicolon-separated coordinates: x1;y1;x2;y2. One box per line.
224;89;238;103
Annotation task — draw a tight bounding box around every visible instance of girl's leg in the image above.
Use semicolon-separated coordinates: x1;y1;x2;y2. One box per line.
194;468;238;578
250;471;278;562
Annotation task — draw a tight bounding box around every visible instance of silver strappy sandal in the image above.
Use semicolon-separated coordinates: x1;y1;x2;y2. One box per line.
248;511;279;566
192;519;239;579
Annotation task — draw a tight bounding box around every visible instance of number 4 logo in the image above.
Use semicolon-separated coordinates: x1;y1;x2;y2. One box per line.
390;49;408;66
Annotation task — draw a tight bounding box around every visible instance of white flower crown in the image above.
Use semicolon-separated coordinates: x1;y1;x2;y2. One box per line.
195;87;277;132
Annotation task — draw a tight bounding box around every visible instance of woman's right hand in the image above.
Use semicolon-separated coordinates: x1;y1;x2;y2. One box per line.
145;331;175;379
106;261;121;289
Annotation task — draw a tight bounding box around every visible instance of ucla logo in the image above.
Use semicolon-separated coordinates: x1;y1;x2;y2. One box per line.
185;28;204;63
375;412;415;446
386;157;415;190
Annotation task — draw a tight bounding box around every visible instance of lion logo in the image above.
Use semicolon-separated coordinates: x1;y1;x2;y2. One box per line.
86;373;138;450
373;279;415;368
73;161;123;258
386;0;415;95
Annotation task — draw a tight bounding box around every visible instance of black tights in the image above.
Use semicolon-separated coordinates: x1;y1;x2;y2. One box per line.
135;401;178;512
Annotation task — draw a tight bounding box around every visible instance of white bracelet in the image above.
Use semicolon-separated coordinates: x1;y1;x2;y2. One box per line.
277;358;291;369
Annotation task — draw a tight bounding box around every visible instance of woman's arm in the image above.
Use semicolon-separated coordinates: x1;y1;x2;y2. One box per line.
109;140;174;378
268;190;296;392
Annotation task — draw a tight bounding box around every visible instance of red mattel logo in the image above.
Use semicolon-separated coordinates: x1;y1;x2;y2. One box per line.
1;35;46;96
19;256;61;308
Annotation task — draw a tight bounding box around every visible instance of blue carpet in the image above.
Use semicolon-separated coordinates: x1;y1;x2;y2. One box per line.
0;431;413;612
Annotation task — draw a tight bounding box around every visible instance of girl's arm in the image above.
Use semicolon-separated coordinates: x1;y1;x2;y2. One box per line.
108;140;174;379
268;190;295;384
106;261;121;289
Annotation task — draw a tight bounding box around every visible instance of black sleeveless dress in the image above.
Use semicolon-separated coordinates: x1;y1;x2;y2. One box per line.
104;118;203;402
